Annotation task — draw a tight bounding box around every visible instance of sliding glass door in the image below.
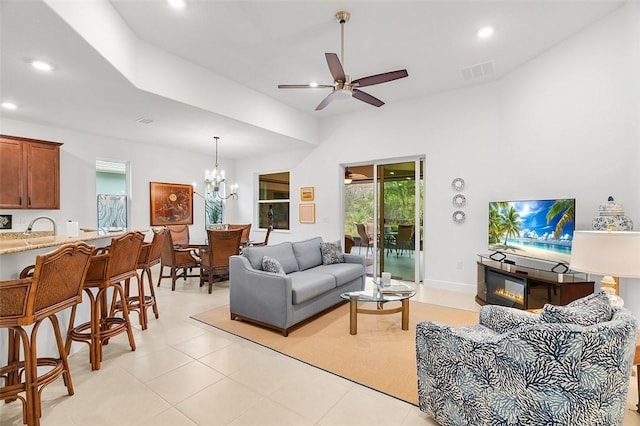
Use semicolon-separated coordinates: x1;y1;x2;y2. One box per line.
343;157;424;283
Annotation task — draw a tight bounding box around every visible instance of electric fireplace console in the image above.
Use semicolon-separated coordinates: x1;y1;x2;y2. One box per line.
476;255;594;310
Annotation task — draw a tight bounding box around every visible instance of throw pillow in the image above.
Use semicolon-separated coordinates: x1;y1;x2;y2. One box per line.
262;256;285;275
540;291;613;326
320;241;344;265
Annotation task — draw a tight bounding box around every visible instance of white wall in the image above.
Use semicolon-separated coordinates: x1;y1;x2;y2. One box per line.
235;2;640;315
0;118;233;244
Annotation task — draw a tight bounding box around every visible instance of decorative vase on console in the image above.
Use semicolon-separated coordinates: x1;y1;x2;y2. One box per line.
592;196;633;231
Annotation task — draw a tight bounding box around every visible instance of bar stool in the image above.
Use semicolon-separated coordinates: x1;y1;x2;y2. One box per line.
112;228;167;330
0;242;93;426
65;231;144;370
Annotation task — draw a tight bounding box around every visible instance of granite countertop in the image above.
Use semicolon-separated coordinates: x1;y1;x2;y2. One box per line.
0;230;128;255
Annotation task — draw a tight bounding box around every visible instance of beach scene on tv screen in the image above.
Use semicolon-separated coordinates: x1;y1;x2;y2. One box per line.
488;199;575;264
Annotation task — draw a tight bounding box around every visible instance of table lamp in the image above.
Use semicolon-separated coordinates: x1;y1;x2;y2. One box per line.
569;231;640;307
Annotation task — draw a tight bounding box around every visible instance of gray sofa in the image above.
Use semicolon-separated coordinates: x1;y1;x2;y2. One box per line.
229;237;366;336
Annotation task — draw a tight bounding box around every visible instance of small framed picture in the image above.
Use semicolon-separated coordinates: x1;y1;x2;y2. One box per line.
299;203;316;224
300;186;314;201
0;214;12;229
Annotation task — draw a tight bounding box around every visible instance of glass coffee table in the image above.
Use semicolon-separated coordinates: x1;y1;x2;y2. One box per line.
340;287;416;335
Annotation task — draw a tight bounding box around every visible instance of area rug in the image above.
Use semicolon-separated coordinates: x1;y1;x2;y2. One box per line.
191;301;479;405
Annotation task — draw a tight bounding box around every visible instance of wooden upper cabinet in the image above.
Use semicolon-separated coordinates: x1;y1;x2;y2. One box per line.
0;135;62;209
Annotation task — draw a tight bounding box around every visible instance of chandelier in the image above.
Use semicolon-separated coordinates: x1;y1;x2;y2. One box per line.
204;136;238;200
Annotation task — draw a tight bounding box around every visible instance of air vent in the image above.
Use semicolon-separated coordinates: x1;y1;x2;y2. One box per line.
459;61;495;81
136;116;154;124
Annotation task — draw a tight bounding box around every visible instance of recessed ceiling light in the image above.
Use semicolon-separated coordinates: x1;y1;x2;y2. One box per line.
477;26;494;40
31;60;53;71
2;102;17;110
167;0;186;9
309;82;318;88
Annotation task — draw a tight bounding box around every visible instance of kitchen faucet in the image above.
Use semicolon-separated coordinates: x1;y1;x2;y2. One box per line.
24;216;58;236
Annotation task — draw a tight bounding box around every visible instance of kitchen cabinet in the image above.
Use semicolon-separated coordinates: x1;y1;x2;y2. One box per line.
0;135;62;209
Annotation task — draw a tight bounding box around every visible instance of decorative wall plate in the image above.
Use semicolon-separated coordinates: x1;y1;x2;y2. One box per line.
452;194;466;207
452;210;466;223
451;177;465;191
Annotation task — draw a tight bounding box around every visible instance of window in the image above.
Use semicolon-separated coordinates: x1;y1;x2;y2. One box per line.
96;159;129;230
258;171;290;230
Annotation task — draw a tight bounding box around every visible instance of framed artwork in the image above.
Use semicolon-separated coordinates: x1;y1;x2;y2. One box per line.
150;182;193;226
300;186;314;201
299;203;315;224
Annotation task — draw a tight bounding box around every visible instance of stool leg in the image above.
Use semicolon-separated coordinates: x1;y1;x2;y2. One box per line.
5;328;20;403
157;265;164;287
94;288;108;370
48;315;75;396
144;267;159;319
12;327;37;426
112;282;137;352
64;303;78;356
135;272;148;330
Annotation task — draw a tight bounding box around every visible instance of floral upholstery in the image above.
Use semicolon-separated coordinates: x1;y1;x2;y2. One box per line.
416;293;638;426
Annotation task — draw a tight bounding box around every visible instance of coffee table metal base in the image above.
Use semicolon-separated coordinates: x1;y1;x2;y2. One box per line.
347;294;410;335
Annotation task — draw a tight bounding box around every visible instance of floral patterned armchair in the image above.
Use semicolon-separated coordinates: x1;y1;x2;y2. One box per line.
416;291;638;426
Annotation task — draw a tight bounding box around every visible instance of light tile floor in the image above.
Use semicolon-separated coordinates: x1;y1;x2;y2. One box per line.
1;270;639;425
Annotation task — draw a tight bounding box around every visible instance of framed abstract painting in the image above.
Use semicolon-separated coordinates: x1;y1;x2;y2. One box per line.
149;182;193;226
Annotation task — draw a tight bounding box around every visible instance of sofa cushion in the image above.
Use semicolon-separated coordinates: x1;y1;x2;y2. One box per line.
314;263;365;287
262;256;285;275
289;271;335;304
320;241;344;265
540;291;613;326
242;242;299;274
292;237;323;271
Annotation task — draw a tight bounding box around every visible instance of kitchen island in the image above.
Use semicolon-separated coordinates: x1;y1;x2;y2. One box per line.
0;229;138;368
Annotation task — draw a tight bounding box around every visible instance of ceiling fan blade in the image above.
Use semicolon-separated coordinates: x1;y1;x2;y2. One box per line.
352;69;408;88
325;53;346;82
278;84;334;89
315;91;337;111
352;89;384;107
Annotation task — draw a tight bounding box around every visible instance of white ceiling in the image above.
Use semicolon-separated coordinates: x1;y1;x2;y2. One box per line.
0;0;625;158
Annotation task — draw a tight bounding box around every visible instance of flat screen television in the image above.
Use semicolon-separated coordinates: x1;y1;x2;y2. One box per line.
488;198;575;265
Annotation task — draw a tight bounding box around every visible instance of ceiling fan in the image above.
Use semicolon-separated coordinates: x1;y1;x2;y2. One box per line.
278;11;408;111
344;167;369;184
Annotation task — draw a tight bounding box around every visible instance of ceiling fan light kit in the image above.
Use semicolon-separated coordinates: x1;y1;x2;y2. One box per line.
278;11;408;111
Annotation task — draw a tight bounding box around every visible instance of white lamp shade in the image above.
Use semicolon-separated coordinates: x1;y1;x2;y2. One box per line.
569;231;640;278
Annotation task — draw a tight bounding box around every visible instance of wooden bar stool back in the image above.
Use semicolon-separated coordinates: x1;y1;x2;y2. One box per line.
65;231;144;370
0;242;93;426
114;228;167;329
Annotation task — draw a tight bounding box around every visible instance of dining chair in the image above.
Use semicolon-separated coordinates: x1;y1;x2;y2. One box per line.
228;223;252;247
112;228;167;329
356;223;373;255
250;225;273;247
200;229;242;294
344;234;355;253
395;224;415;256
157;227;200;291
65;231;144;370
166;224;190;245
1;242;93;426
